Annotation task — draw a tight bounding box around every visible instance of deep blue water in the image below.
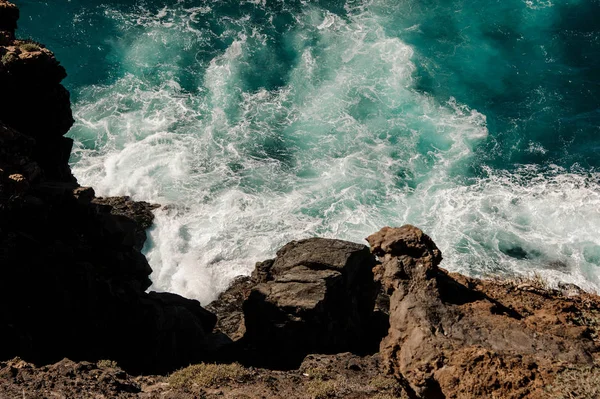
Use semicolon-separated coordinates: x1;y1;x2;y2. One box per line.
14;0;600;303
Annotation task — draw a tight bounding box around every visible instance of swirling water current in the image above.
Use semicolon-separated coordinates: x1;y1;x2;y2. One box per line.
15;0;600;304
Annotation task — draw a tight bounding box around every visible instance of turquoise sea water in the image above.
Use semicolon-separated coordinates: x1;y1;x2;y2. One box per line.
16;0;600;303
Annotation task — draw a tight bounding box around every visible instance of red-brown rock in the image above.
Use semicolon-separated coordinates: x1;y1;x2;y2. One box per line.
368;225;600;398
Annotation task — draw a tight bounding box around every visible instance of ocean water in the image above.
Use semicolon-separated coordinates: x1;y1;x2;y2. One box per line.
16;0;600;304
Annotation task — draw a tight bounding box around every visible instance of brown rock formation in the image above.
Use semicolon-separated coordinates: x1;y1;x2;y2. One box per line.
367;225;600;398
206;276;254;343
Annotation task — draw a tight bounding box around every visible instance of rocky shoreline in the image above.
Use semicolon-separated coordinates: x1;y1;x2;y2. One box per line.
0;0;216;375
1;1;599;398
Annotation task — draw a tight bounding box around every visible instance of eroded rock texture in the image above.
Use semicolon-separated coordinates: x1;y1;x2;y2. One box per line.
225;238;379;368
368;225;600;398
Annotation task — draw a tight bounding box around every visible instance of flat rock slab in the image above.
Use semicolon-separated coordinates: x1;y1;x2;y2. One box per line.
242;237;378;368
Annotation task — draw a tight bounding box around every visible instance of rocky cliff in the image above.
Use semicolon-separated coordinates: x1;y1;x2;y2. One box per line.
1;1;599;398
0;0;216;374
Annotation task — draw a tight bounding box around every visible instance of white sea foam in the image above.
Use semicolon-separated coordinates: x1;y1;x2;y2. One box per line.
411;166;600;292
69;1;600;304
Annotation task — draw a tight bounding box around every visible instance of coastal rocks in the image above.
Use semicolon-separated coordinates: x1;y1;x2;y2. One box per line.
0;353;413;399
93;196;161;250
0;175;217;373
0;1;217;375
0;1;17;40
0;358;143;398
3;0;600;394
0;2;74;182
240;238;379;368
368;225;600;398
206;276;254;342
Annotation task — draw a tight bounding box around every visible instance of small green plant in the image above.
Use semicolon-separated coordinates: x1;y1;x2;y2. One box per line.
304;366;329;380
370;376;400;390
168;362;250;389
306;379;340;399
19;43;41;52
97;359;118;368
548;364;600;398
1;52;17;65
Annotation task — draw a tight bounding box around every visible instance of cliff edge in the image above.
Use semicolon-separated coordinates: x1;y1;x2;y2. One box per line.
0;0;216;374
1;2;599;398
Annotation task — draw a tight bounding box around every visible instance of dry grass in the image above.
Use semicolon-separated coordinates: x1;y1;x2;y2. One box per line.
569;307;600;341
370;394;407;399
1;52;17;65
97;359;118;368
369;375;400;390
302;366;343;399
548;364;600;398
306;379;341;399
303;367;329;380
168;362;251;389
488;271;551;291
19;43;40;52
302;370;406;398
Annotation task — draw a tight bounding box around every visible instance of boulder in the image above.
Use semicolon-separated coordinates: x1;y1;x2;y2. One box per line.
0;177;218;374
206;275;254;342
93;196;160;250
367;225;600;398
241;238;378;368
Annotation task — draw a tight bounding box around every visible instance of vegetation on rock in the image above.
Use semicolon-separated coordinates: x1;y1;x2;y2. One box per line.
19;42;40;52
169;363;250;389
0;50;15;65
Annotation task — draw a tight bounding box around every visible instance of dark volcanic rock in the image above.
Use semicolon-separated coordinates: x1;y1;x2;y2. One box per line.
368;225;600;398
0;174;217;373
241;238;379;368
207;276;254;342
93;196;161;250
0;2;216;375
0;358;142;398
0;1;74;182
0;0;17;38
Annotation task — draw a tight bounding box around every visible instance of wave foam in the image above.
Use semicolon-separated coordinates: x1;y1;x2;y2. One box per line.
68;1;600;304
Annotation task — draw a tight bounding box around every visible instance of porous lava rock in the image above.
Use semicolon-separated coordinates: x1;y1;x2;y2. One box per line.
368;225;600;398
